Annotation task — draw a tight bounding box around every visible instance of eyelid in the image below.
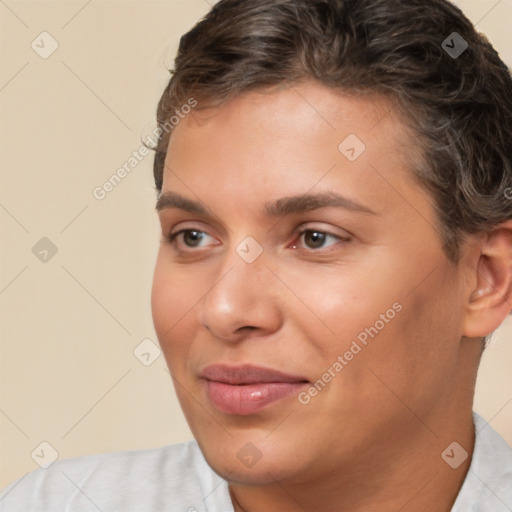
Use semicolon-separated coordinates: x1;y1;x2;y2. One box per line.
166;220;217;238
159;211;227;239
294;223;352;240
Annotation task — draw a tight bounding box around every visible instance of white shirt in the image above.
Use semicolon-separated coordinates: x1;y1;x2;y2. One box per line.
1;413;510;511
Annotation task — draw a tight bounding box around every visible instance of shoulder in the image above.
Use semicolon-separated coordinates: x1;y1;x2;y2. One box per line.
0;440;232;512
452;412;512;512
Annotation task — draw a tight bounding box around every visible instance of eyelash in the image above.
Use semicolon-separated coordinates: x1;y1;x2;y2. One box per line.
164;228;350;254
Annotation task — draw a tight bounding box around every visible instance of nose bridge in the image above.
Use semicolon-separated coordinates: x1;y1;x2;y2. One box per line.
216;234;271;295
206;245;269;313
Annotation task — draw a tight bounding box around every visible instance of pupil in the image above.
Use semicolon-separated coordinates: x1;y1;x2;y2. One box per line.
184;231;203;246
306;231;325;248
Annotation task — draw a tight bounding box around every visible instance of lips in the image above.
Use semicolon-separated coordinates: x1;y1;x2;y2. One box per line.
200;364;309;415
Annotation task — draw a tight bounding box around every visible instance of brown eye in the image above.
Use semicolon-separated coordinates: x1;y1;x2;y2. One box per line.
182;230;205;247
303;231;328;249
166;229;216;250
292;229;348;252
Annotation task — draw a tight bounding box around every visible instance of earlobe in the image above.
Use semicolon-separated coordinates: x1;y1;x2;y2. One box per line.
463;222;512;338
469;287;488;301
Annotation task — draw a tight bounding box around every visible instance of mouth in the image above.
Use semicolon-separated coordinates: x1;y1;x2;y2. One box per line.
200;364;310;415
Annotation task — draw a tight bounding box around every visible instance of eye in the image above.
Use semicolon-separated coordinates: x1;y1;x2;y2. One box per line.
292;229;348;251
166;229;218;250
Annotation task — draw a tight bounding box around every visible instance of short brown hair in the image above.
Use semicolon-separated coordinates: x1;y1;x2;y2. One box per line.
153;0;512;263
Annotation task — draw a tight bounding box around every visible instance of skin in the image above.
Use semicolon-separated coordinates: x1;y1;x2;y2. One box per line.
151;81;512;512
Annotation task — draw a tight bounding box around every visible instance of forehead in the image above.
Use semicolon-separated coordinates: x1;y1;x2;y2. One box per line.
162;82;425;218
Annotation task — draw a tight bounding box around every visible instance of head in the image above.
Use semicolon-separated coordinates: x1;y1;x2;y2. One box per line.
151;0;512;487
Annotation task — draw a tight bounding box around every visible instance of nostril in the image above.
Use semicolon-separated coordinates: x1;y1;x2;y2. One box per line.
237;325;258;332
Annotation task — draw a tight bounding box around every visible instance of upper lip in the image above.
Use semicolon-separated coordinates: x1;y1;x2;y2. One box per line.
200;364;309;385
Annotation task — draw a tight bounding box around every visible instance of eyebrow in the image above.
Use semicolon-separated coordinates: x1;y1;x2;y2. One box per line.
264;192;376;217
156;192;209;215
155;191;376;216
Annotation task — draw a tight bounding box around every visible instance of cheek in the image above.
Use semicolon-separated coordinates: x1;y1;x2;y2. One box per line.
151;261;175;339
296;252;462;384
151;256;198;350
284;265;396;353
355;267;465;400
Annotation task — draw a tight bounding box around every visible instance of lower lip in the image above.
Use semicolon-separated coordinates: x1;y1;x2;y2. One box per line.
205;380;309;415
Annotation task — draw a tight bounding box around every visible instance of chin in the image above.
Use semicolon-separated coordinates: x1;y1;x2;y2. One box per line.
196;435;308;486
207;454;296;486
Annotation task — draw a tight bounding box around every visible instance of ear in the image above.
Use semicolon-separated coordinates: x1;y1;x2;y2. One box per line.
463;220;512;338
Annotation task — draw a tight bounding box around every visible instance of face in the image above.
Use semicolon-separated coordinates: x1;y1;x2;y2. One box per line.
151;82;470;486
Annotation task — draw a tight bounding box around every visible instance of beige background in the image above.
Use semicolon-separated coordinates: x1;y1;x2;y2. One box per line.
1;0;511;489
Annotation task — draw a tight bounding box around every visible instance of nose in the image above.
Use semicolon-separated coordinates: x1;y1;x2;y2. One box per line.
199;254;283;343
